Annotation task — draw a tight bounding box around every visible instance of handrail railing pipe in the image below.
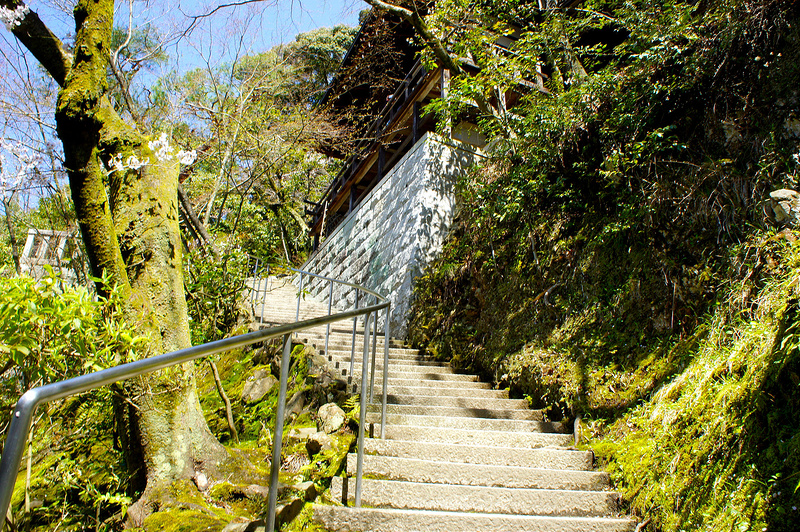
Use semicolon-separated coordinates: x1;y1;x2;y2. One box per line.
354;311;372;507
0;259;391;530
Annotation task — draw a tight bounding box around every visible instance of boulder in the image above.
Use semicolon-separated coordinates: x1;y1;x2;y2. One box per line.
241;369;277;403
318;403;346;434
768;188;800;227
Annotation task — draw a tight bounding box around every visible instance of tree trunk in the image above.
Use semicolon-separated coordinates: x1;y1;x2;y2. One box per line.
42;0;225;523
3;198;21;275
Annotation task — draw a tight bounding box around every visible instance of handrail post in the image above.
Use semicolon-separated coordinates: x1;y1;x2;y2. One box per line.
0;391;38;531
349;289;359;387
267;334;293;532
355;311;372;508
369;295;378;403
295;272;304;325
381;304;391;439
259;274;266;325
325;279;333;358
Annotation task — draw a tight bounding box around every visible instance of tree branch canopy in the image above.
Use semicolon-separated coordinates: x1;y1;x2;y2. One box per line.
1;0;73;85
361;0;464;76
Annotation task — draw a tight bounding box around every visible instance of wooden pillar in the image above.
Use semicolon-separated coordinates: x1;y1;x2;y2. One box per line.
377;146;385;181
440;69;451;138
412;102;421;145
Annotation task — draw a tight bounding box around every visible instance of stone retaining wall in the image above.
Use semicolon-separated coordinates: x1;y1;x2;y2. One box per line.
300;132;483;338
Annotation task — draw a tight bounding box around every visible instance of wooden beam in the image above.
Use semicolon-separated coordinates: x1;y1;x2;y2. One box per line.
310;67;444;236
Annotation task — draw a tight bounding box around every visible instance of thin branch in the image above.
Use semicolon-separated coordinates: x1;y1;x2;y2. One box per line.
1;0;72;86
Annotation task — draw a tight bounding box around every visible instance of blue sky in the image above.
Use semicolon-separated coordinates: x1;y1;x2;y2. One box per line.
169;0;363;68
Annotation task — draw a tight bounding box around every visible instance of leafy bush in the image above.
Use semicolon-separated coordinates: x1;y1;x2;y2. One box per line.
184;249;250;344
0;270;144;530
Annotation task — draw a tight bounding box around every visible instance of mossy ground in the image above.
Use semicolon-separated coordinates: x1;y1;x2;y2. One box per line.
9;340;354;531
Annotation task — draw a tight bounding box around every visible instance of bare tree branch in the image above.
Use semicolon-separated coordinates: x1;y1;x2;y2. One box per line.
1;0;72;86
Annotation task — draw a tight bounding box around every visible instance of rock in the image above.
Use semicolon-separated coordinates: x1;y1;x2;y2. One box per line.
306;431;333;456
288;426;317;442
768;188;800;227
241;370;277;403
309;352;329;372
243;484;271;498
222;520;267;532
318;403;346;434
276;498;305;527
193;471;208;491
292;480;317;501
284;389;306;422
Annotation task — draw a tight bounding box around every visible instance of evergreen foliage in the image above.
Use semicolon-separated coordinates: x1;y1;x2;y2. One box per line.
407;0;800;528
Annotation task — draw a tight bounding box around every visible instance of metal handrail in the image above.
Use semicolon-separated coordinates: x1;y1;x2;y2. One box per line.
0;266;391;531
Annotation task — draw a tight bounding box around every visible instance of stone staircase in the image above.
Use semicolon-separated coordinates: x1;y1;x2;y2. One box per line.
250;276;636;532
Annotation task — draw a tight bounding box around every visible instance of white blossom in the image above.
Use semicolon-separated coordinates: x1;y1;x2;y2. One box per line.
107;153;125;173
177;149;197;166
126;155;147;170
0;138;41;199
0;3;30;31
148;132;174;162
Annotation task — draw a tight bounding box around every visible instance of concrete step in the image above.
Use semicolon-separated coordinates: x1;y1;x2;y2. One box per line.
380;394;529;410
348;454;610;490
345;370;481;382
330;477;621;517
328;356;445;370
326;350;434;362
312;506;636;532
322;343;418;354
367;384;508;398
367;415;563;434
363;439;587;468
357;377;492;390
366;403;540;421
344;362;456;375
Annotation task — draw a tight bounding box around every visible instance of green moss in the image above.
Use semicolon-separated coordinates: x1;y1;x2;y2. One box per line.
142;508;228;532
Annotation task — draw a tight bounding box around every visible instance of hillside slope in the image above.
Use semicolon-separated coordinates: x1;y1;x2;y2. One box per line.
406;0;800;529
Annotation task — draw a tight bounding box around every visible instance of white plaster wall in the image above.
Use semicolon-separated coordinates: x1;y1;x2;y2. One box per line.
300;132;483;338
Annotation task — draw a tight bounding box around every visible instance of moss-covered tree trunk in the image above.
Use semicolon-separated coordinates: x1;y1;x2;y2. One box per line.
2;0;225;523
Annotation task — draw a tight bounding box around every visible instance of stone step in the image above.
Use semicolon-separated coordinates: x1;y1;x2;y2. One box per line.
363;439;588;468
380;394;529;410
324;347;426;358
330;477;621;517
345;370;480;382
344;363;461;376
366;415;563;434
366;403;539;421
347;454;610;490
312;506;637;532
328;356;445;369
257;320;370;335
358;378;492;390
367;384;508;398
